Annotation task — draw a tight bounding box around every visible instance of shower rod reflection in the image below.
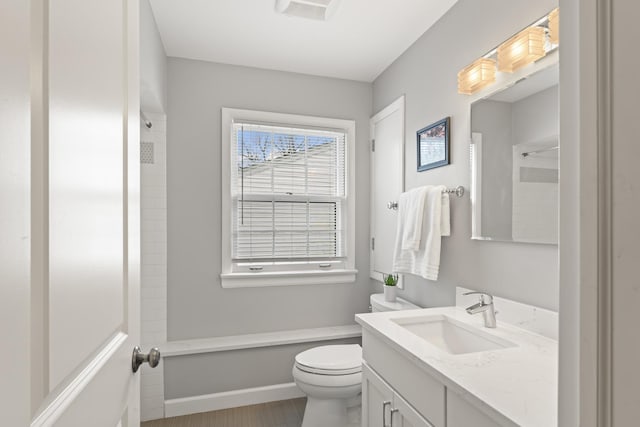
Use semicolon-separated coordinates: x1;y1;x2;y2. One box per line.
521;146;558;157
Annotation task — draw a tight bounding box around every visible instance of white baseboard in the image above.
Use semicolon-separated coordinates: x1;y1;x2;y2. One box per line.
164;382;305;418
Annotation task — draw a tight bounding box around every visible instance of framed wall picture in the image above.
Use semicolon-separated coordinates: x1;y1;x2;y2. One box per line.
417;117;450;171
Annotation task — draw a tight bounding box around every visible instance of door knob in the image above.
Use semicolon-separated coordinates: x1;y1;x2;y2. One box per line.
132;346;161;373
387;201;398;210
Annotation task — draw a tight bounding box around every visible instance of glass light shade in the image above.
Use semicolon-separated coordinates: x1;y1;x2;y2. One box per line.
497;26;546;73
457;58;496;95
548;8;559;44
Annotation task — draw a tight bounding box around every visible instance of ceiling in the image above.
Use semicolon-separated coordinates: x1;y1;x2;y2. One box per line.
149;0;459;82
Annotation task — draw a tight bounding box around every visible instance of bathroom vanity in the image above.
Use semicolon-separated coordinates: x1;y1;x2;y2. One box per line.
356;306;557;427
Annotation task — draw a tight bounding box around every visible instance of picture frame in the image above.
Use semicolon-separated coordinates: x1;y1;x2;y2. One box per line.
417;117;450;172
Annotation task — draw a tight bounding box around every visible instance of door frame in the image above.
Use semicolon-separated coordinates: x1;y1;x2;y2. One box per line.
369;95;405;286
558;0;613;425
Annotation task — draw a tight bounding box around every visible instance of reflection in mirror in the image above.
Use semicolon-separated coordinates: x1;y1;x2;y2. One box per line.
470;63;558;244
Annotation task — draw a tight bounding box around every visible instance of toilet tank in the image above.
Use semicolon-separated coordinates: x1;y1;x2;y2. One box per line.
370;293;421;312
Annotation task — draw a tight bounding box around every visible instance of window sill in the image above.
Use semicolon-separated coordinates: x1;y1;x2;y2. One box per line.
220;269;358;289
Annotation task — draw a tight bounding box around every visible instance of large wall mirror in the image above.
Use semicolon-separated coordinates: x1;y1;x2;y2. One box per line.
470;62;559;244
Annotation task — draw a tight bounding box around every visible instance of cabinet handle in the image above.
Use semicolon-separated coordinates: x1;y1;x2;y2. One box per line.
382;401;391;427
390;408;399;427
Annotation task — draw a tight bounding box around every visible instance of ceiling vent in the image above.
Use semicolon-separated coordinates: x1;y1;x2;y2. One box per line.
275;0;342;21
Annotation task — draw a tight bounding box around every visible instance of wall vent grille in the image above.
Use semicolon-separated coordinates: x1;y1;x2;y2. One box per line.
141;142;154;164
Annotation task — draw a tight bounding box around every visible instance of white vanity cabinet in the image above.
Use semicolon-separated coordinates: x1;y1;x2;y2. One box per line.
357;306;558;427
362;364;433;427
361;329;516;427
361;331;445;427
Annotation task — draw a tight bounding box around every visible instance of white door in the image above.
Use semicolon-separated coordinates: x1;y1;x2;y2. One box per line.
1;1;151;426
370;96;405;283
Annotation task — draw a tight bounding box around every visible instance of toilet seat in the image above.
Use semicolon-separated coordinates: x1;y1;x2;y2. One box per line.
294;344;362;376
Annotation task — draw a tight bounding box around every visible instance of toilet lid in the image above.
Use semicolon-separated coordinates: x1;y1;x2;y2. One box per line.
295;344;362;375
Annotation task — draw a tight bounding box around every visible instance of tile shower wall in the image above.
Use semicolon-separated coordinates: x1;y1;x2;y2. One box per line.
140;112;167;421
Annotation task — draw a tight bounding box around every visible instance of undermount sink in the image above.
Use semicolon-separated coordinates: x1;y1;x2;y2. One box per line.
391;315;516;355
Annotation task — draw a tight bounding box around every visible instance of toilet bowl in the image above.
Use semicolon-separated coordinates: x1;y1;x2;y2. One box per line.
292;344;362;427
293;293;421;427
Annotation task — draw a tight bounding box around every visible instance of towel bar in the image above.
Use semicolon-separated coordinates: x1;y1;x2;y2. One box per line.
386;186;465;210
444;186;465;198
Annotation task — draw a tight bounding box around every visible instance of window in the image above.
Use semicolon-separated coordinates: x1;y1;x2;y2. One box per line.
221;108;356;288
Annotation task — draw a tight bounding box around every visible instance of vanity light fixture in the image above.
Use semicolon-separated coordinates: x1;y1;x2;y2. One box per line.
457;58;497;95
457;9;558;95
548;8;559;44
497;26;546;73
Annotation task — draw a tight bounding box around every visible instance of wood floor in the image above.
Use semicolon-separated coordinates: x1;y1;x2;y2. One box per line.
141;398;307;427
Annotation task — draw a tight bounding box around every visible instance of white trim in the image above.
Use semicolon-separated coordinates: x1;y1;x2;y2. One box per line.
221;268;357;288
164;383;305;418
369;95;405;289
31;333;128;427
370;95;405;124
221;107;356;289
470;132;483;239
163;324;362;357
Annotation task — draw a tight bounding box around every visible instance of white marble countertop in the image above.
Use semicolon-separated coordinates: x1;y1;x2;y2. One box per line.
356;306;557;427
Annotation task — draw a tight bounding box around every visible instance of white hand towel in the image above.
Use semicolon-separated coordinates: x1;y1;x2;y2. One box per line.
399;187;429;251
441;192;451;237
392;185;448;281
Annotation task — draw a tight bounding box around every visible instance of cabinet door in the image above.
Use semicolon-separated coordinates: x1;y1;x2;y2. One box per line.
447;389;502;427
392;393;434;427
363;364;395;427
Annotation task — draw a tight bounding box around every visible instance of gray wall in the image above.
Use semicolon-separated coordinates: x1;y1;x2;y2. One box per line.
140;0;167;112
165;59;372;397
166;58;373;340
372;0;559;311
164;338;360;399
512;85;559;145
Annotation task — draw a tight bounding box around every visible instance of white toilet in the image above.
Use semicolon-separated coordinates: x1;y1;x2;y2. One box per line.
292;293;420;427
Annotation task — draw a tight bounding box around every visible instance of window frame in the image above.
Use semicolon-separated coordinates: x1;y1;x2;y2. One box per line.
221;108;357;288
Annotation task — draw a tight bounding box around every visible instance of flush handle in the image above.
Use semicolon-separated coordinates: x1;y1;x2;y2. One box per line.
132;346;161;373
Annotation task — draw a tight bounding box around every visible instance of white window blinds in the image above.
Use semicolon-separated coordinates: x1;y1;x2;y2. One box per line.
231;122;347;261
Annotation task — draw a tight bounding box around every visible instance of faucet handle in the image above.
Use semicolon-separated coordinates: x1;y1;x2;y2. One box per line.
462;291;493;303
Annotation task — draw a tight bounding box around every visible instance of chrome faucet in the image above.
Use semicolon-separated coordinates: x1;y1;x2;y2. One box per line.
463;291;497;328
